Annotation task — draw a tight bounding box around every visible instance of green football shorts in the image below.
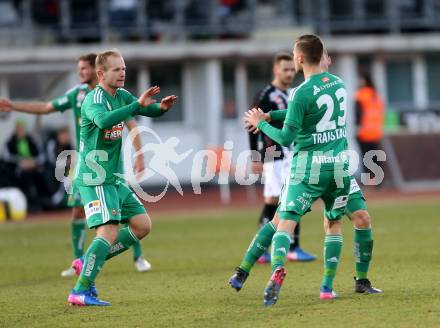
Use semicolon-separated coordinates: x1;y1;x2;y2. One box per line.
78;182;146;229
67;181;83;208
277;170;351;222
345;178;367;217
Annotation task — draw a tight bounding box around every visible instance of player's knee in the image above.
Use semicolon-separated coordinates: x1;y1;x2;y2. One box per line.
72;206;85;219
323;217;330;231
130;214;151;240
265;197;279;206
96;224;118;244
271;213;280;227
325;219;342;234
351;210;371;229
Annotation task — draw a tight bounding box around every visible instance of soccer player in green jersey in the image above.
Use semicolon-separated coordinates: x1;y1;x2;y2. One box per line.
237;34;351;306
229;50;382;297
67;49;177;306
0;54;152;275
320;51;382;294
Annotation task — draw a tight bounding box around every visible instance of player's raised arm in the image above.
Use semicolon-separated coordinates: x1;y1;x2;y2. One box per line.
0;97;55;114
88;86;159;129
244;96;305;147
268;109;287;121
91;101;139;129
136;89;178;118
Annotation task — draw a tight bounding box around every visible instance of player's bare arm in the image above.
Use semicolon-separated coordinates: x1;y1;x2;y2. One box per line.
0;97;55;114
125;119;145;177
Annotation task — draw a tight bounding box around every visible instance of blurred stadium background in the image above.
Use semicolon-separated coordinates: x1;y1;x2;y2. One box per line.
0;0;440;194
0;1;439;327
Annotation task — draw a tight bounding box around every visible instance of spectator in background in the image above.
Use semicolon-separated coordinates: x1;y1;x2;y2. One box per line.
45;126;72;168
4;120;48;212
44;127;73;208
355;72;385;179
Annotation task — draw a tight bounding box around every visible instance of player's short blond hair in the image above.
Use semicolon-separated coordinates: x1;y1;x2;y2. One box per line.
95;49;122;71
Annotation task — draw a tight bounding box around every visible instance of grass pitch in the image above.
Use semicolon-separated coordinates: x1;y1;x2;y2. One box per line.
0;198;439;328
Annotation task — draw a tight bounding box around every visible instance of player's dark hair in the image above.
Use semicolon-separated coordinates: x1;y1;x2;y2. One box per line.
273;52;293;65
295;34;324;65
78;53;97;68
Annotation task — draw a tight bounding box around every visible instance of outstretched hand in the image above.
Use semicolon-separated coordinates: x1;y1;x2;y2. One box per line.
138;86;160;107
243;107;265;134
160;95;178;112
0;98;13;112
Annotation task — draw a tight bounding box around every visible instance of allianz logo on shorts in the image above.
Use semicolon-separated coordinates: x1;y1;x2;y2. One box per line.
85;200;101;218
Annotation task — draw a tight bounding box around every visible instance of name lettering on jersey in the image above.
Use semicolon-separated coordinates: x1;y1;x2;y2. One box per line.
104;122;124;140
312;127;346;145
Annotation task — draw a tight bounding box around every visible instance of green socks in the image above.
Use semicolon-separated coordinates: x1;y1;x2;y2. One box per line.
271;231;292;272
105;227;139;261
126;223;143;260
354;228;373;280
322;234;343;289
74;237;111;292
72;219;86;259
131;241;143;261
73;227;140;292
239;222;276;273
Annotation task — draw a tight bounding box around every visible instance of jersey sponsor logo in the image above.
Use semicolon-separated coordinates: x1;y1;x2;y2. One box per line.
313;85;321;95
311;153;347;164
85;200;101;218
313;79;343;95
104;122;124;140
332;195;348;210
321;76;330;83
311;127;347;145
269;89;288;110
76;90;87;108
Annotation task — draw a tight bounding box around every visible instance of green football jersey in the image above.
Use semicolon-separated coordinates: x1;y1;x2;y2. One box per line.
258;71;348;175
74;85;140;186
51;83;91;147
